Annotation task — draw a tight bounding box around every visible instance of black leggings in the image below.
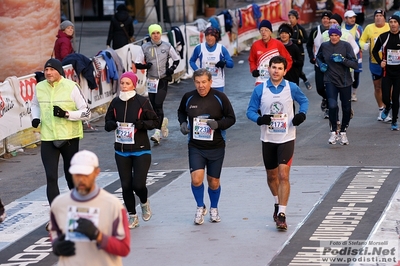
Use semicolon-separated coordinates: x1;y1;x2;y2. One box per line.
41;138;79;204
148;78;168;130
382;76;400;124
314;65;327;100
115;153;151;214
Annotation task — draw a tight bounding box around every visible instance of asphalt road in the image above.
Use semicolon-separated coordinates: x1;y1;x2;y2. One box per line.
1;45;400;206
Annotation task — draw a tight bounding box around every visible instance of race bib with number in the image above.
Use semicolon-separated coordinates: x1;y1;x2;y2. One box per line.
205;62;218;77
65;206;100;242
259;63;270;80
147;78;159;93
193;117;214;141
387;49;400;65
115;122;135;144
267;114;288;134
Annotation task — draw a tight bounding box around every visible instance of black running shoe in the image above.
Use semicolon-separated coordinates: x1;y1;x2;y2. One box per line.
320;99;327;112
0;199;5;223
276;212;287;230
273;204;279;222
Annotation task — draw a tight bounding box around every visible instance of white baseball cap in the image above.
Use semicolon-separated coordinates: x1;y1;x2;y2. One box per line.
344;10;357;18
69;150;99;175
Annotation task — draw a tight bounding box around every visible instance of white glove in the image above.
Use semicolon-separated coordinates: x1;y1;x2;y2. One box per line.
363;43;370;51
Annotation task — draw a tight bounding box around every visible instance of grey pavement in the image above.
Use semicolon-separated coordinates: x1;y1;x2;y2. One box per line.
123;166;346;265
1;2;400;265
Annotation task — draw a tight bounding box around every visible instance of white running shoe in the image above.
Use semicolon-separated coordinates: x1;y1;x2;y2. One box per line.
209;208;221;223
328;131;338;145
351;93;357;102
161;117;169;138
194;206;207;225
128;214;139;229
151;129;161;144
141;200;152;221
339;132;349;145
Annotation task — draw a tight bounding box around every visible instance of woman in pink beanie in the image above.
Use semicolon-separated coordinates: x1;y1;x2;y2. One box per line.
104;71;159;229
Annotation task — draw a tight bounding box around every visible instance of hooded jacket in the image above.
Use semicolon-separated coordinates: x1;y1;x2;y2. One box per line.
107;10;134;50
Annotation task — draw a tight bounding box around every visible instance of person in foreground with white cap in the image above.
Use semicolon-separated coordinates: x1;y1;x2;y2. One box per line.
105;72;159;228
134;23;180;145
248;19;293;85
189;26;234;93
372;15;400;131
317;24;358;145
31;59;91;231
54;20;75;61
359;9;391;122
49;150;130;265
343;10;363;102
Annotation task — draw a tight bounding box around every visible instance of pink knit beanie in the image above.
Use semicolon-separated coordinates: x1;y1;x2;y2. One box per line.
120;72;138;87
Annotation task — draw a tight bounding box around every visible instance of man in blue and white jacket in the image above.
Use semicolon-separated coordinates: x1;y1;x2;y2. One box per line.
189;27;234;92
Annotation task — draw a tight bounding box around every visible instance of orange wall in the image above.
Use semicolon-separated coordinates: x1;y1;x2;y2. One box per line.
0;0;59;81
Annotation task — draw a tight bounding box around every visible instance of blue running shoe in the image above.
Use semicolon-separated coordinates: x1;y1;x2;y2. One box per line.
391;123;399;131
381;108;389;120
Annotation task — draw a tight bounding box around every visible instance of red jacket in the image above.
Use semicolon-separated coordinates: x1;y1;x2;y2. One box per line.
54;30;74;61
248;38;293;72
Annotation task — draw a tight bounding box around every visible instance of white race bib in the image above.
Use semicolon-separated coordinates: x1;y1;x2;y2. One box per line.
267;114;289;134
115;122;135;144
259;63;270;80
387;49;400;65
193;117;214;141
147;78;159;93
205;62;218;77
65;206;100;242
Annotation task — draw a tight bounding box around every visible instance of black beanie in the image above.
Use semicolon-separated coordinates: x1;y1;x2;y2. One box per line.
288;10;299;19
259;19;272;32
389;15;400;24
44;59;65;77
321;11;332;19
330;13;343;25
278;23;293;36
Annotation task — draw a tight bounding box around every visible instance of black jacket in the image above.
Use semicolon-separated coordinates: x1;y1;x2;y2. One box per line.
105;94;159;152
106;10;134;50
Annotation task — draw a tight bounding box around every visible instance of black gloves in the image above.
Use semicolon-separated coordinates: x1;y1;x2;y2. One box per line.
135;120;144;130
180;122;190;135
292;113;306;126
105;120;117;131
53;106;66;118
166;67;175;76
252;70;260;77
52;234;75;257
32;118;40;128
215;60;226;69
207;120;218;130
75;218;99;241
135;63;152;70
257;115;272;126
